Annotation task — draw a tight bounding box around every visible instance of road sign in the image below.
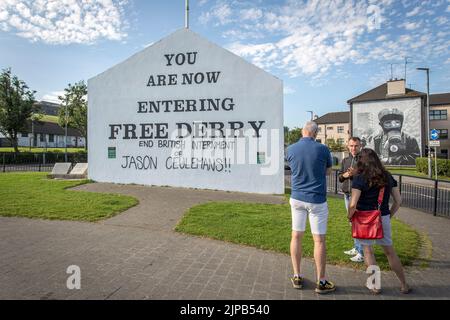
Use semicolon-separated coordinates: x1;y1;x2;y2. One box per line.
431;129;439;141
429;140;440;147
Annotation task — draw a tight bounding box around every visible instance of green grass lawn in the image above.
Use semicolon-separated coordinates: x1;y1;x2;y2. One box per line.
175;196;423;270
39;115;59;123
0;172;138;221
0;147;85;153
388;167;450;181
328;166;449;181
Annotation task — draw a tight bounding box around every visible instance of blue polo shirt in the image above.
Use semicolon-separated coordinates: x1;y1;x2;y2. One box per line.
286;137;332;204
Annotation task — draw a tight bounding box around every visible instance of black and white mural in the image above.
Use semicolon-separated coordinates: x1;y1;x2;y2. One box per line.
352;98;422;166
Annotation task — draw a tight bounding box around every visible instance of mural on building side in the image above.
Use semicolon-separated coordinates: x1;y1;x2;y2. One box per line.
353;98;421;166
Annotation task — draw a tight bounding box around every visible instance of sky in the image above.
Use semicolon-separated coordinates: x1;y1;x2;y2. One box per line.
0;0;449;129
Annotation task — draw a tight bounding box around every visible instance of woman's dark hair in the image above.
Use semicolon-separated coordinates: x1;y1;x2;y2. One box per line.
356;148;388;188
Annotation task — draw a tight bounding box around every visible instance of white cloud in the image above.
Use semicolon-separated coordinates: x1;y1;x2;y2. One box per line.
283;86;295;95
406;7;421;17
199;0;450;83
240;8;263;21
199;2;232;26
401;21;421;30
213;0;384;79
376;35;388;42
41;91;65;103
0;0;128;44
435;16;448;25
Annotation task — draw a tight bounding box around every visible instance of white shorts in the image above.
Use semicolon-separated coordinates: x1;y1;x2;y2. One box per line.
289;198;329;235
356;215;393;247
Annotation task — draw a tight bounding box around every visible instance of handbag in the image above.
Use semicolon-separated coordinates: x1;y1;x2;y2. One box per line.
352;187;384;239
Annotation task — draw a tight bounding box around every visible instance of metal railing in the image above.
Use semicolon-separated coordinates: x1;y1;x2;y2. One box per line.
1;152;87;173
285;169;450;218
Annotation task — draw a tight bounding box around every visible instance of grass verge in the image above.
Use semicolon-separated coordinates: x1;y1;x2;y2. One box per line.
0;172;138;221
388;168;450;181
175;195;423;270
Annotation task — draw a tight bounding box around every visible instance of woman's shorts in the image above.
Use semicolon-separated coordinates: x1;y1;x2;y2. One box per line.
356;215;393;246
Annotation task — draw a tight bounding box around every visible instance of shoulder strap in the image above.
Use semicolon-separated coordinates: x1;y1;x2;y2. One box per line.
377;187;385;209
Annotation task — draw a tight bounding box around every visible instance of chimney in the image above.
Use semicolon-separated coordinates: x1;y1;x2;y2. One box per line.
387;79;406;96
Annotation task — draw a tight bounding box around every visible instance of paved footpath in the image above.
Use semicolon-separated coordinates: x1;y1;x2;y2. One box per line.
1;183;449;300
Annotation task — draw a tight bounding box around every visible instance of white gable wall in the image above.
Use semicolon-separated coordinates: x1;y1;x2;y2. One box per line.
88;29;284;194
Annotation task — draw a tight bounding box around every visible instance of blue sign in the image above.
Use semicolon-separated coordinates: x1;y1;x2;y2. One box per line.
431;129;439;141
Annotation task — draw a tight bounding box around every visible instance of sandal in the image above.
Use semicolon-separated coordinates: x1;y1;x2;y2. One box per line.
400;286;411;294
366;285;381;295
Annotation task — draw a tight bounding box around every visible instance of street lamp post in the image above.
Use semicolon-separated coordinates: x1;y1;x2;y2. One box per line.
417;67;431;178
64;104;68;162
29;119;33;151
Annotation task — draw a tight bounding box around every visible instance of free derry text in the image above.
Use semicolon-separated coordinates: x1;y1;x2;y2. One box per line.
108;97;266;140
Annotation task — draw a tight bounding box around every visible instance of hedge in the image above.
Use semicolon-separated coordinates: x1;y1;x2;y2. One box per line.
0;151;87;164
416;157;450;177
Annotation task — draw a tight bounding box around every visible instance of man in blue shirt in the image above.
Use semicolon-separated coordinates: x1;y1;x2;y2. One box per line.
286;121;336;294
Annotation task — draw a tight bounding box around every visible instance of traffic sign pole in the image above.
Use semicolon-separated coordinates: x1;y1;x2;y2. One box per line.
430;129;439;179
435;148;438;180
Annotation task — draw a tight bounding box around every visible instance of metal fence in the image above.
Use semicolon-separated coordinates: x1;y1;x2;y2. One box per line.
1;152;87;173
285;169;450;218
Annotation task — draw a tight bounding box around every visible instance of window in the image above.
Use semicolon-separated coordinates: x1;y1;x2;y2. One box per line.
436;129;448;139
49;134;54;143
39;134;44;142
430;110;447;120
327;126;334;130
316;139;322;143
21;132;28;137
318;127;322;132
337;138;345;145
337;126;344;133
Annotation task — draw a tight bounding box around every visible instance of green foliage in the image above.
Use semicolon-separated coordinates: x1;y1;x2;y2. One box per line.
415;157;450;177
0;151;87;164
388;167;450;181
284;126;289;145
326;138;346;152
285;127;302;145
0;147;84;153
0;68;38;153
176;196;422;270
58;81;87;150
0;172;138;221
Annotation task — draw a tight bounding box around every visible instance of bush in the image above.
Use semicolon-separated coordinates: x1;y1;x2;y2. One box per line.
326;138;346;152
416;157;450;177
0;151;87;164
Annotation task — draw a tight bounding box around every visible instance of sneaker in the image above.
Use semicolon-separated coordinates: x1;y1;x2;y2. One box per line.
315;280;336;294
350;253;364;263
290;275;304;289
344;248;358;256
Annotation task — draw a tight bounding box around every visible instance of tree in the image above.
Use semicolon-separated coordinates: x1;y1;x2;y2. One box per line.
326;138;345;152
284;126;290;147
287;127;302;145
58;81;88;151
0;68;37;153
